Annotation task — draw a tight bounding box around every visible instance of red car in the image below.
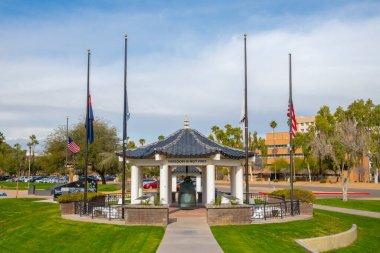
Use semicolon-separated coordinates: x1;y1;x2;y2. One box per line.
143;180;159;189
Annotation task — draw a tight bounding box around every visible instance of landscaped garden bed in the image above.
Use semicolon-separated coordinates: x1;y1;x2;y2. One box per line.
57;192;105;215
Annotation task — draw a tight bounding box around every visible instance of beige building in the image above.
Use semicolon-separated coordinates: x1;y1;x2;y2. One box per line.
266;132;303;165
296;116;315;133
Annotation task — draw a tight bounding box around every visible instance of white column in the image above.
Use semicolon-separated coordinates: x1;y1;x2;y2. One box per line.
138;167;143;197
206;164;215;204
230;166;236;197
160;164;169;204
196;174;202;192
131;165;139;204
235;166;244;204
202;168;207;205
172;174;177;192
168;167;172;205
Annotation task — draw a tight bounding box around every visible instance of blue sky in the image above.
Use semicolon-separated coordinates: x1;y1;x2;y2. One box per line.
1;0;380;150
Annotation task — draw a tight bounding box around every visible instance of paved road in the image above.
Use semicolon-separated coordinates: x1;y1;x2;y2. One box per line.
216;183;380;198
157;217;223;253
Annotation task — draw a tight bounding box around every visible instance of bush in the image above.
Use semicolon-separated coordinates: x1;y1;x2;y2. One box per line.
270;188;315;203
57;192;105;203
214;195;222;205
273;179;279;183
256;178;262;182
320;179;327;183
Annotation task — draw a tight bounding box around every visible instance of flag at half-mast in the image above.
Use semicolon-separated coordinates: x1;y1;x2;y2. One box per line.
86;94;94;144
67;137;80;153
287;100;297;137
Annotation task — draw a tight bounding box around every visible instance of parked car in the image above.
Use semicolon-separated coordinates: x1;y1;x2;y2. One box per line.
0;176;11;181
143;180;159;189
143;179;156;186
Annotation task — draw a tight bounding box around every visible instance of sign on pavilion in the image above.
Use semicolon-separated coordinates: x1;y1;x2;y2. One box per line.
118;119;254;205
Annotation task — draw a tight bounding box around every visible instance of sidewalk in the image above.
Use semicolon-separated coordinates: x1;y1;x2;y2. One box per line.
156;217;223;253
314;204;380;219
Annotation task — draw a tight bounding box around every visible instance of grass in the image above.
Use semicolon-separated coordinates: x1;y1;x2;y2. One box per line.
0;182;54;190
0;198;164;253
211;209;380;253
315;198;380;213
97;183;121;192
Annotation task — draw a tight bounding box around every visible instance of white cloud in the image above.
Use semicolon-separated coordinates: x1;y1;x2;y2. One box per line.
0;4;380;147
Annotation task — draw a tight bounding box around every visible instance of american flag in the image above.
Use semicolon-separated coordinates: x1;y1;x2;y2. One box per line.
68;137;80;153
287;102;297;138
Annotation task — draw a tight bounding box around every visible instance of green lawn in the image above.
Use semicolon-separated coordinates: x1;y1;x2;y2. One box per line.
97;183;121;192
315;198;380;213
0;198;164;253
211;209;380;253
0;182;54;190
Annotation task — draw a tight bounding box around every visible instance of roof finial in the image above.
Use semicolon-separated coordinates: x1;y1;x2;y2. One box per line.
184;115;189;129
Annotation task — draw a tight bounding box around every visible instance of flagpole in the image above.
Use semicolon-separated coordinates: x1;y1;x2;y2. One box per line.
122;33;128;218
244;33;249;204
84;49;91;214
65;116;68;179
289;53;294;216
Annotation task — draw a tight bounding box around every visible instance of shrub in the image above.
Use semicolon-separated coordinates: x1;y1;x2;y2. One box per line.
141;198;151;205
273;179;279;183
154;194;161;206
57;192;105;203
270;188;315;203
214;196;222;205
256;178;262;182
320;179;327;183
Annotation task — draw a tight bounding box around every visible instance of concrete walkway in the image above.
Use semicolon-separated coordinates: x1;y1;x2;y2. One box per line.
314;204;380;219
156;217;223;253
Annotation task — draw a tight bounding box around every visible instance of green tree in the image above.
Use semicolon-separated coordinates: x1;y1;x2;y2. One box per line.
209;124;243;148
293;130;316;182
158;135;165;140
139;138;146;146
44;119;120;183
269;121;278;180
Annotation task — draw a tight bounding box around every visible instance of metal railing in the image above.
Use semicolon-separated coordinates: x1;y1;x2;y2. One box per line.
244;192;285;204
73;193;131;220
251;200;300;220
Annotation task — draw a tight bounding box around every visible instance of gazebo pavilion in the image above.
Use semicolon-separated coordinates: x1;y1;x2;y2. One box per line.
119;120;254;205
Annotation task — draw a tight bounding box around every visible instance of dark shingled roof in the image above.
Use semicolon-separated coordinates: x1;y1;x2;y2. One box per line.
117;128;254;159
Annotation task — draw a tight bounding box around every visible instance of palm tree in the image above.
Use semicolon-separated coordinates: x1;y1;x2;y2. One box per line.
139;138;146;146
270;121;278;180
27;142;32;188
14;143;21;198
29;135;39;173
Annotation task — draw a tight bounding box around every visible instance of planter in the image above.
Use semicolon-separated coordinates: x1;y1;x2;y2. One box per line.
206;204;252;225
300;202;313;215
124;205;169;226
60;202;77;215
60;196;106;216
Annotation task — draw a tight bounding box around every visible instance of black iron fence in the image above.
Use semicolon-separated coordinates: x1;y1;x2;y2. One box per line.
244;192;285;204
246;193;300;220
251;200;300;220
73;193;131;220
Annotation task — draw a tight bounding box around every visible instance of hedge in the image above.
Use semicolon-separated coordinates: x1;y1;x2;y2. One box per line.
57;192;105;203
270;188;315;203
